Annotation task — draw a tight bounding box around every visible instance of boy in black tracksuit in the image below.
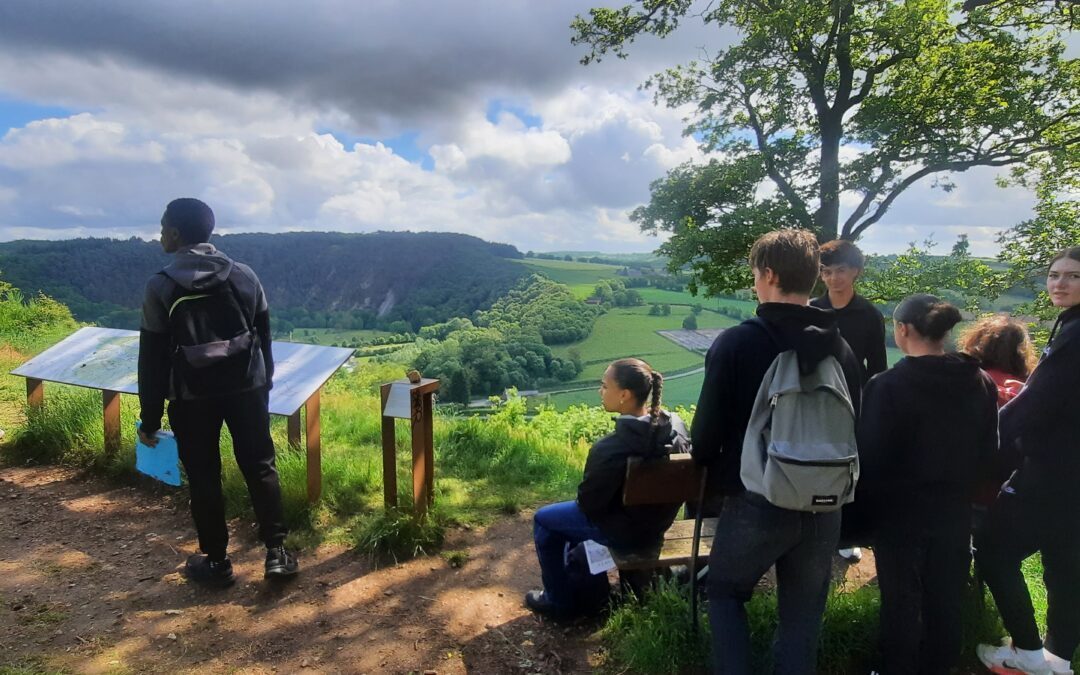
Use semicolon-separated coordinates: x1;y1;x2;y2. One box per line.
811;240;887;384
857;294;998;674
692;230;862;674
138;198;297;586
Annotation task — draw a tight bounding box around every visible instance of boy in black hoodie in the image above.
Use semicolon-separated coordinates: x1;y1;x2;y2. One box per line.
692;230;861;674
857;294;998;674
138;198;297;587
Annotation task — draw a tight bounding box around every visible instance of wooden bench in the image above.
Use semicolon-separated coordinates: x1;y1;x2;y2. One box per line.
609;453;713;630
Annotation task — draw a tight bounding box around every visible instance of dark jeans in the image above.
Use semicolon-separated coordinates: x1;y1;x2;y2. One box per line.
874;507;971;675
168;387;287;560
975;494;1080;659
533;500;609;610
707;492;841;675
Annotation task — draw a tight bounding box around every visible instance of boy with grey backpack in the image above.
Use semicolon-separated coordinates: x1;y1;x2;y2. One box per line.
691;230;861;674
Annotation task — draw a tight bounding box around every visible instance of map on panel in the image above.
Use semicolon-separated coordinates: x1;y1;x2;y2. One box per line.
11;327;353;416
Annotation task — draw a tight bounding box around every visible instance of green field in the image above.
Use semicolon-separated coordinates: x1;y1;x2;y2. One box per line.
513;258;623;298
549;305;738;386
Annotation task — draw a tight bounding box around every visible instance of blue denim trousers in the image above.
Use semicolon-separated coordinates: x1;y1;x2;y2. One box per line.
532;500;609;610
707;492;841;675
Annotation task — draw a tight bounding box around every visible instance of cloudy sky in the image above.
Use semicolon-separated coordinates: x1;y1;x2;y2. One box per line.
0;1;1041;255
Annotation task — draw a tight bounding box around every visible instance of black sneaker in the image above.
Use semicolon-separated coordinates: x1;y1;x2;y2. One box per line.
184;554;236;588
264;546;299;579
524;590;572;619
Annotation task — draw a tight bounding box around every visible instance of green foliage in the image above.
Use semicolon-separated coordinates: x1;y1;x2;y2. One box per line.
0;232;528;331
477;275;601;344
681;314;698;330
592;278;646;307
573;0;1079;295
859;235;1001;308
0;278;78;351
409;276;600;401
997;154;1080;329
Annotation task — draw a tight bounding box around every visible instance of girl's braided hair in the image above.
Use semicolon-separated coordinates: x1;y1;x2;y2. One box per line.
609;357;664;436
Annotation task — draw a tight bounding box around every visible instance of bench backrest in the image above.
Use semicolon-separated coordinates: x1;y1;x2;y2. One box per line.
623;453;704;506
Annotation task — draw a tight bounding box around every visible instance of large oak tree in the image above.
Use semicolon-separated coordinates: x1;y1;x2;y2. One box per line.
573;0;1079;294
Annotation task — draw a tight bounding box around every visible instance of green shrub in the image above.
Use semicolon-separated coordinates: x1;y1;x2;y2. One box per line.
352;507;445;563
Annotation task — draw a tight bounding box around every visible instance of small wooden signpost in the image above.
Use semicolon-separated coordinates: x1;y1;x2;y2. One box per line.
380;377;440;517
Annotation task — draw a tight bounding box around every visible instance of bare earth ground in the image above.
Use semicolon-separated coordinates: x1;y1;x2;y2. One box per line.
0;465;604;674
0;465;877;675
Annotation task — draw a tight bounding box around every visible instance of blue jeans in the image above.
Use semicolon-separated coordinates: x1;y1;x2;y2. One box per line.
533;500;609;610
707;492;841;675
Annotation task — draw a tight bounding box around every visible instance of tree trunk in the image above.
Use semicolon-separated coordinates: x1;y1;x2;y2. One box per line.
816;118;843;242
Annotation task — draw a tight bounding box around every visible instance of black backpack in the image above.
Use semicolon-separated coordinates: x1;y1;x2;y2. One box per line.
164;273;264;399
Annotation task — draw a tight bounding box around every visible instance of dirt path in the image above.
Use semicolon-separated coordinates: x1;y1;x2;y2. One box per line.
0;465;603;674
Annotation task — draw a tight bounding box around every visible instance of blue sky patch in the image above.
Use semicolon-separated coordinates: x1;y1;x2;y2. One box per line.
0;97;75;135
485;99;541;129
319;128;434;170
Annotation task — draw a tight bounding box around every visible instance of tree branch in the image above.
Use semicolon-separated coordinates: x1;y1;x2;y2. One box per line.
739;87;815;229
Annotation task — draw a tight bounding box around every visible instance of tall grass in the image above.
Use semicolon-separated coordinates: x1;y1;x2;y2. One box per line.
599;558;1078;674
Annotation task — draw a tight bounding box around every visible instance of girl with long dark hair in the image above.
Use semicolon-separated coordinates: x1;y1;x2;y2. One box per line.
976;248;1080;675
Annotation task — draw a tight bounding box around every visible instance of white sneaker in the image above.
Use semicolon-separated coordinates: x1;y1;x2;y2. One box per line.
839;547;862;562
1043;648;1075;675
976;641;1053;675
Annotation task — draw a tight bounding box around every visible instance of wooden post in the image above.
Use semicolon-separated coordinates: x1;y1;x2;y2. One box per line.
422;391;434;507
305;390;321;504
287;411;302;447
380;384;398;509
102;390;121;456
26;378;44;408
410;389;429;517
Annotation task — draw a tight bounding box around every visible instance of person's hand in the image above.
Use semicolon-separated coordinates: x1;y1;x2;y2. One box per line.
138;428;160;448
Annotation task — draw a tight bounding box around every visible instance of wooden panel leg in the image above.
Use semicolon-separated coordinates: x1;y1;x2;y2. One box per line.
305;390;321;504
380;384;397;509
411;391;428;518
103;390;121;456
26;378;44;408
423;392;434;506
287;411;301;447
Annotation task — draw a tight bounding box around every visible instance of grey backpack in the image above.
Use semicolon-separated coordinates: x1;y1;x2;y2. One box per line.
740;321;858;512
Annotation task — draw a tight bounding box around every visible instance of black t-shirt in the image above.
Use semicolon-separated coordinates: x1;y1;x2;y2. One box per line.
811;293;887;383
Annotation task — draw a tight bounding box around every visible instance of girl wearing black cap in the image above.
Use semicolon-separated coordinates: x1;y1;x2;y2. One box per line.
976;247;1080;675
856;294;999;674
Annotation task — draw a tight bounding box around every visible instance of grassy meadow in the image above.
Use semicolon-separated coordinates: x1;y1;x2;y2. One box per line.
513;257;622;298
551;305;737;383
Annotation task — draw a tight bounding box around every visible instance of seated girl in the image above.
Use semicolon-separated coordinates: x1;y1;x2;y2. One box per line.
525;358;689;618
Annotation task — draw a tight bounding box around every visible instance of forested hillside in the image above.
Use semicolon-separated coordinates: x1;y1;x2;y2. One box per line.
0;232;527;331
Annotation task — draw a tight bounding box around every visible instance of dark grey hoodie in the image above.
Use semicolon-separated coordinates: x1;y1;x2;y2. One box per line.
138;244;274;433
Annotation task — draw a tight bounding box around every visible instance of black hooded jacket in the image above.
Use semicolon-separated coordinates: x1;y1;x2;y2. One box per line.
1000;304;1080;512
855;353;999;522
691;303;862;498
576;411;690;549
810;293;887;384
138;243;274;434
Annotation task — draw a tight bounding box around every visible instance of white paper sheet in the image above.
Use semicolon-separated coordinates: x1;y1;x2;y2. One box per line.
583;539;616;575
